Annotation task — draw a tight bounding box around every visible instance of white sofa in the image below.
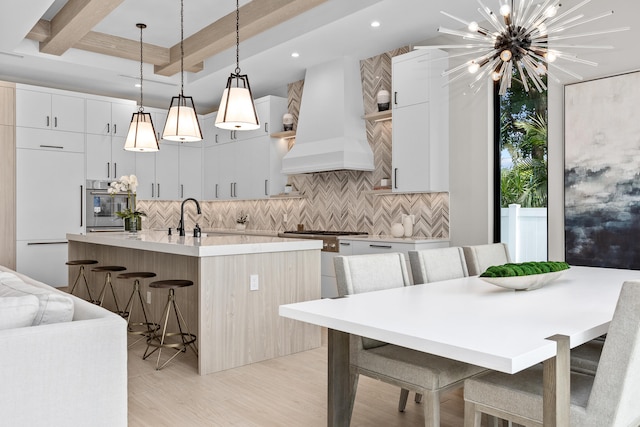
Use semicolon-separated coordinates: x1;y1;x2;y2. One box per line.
0;265;128;427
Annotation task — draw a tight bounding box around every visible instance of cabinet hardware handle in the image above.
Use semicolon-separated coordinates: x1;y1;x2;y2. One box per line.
27;241;68;245
265;180;268;196
181;184;184;198
157;183;160;198
39;145;64;149
394;91;398;105
46;116;50;127
370;244;393;249
230;183;233;197
113;123;117;134
215;183;219;199
113;163;117;178
107;123;110;134
107;162;110;178
264;122;268;133
80;185;83;227
339;242;351;246
215;134;219;143
394;168;398;189
151;183;155;198
54;117;58;128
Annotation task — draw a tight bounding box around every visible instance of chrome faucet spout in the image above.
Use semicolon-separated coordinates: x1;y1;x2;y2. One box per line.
178;198;202;236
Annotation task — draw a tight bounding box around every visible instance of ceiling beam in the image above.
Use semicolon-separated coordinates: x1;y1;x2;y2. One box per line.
26;20;203;73
40;0;124;55
154;0;328;77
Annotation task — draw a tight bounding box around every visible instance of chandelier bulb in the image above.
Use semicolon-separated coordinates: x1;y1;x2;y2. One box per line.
500;50;513;62
499;4;511;17
545;6;558;18
492;71;502;81
468;61;480;74
545;51;557;63
535;63;548;76
468;21;479;32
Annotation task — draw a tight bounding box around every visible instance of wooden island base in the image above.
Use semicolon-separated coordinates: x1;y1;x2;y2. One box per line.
68;233;321;375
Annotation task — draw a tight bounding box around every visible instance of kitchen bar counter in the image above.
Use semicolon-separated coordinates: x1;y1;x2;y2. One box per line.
338;235;450;244
67;230;321;257
67;231;321;375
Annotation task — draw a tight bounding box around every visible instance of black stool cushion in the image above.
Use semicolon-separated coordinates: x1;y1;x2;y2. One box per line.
66;260;98;266
149;279;193;289
92;266;127;272
117;272;157;280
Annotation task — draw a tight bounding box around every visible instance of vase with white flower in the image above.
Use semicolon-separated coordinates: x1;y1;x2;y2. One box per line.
108;174;145;232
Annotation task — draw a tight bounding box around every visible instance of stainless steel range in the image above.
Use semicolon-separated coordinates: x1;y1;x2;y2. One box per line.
279;230;368;298
279;230;368;252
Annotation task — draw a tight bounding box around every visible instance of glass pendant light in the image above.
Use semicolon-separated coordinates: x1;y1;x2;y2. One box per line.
162;0;203;142
215;0;259;131
124;23;159;152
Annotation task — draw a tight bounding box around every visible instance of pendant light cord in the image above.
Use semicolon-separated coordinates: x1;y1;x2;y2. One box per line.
235;0;240;75
138;23;144;112
180;0;185;96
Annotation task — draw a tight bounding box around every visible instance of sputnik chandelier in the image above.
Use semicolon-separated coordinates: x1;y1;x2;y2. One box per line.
418;0;629;95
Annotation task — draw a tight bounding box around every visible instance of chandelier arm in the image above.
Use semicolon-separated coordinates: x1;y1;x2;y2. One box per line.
521;57;546;91
476;1;506;33
468;57;500;87
541;14;584;34
547;11;614;34
546;0;593;27
530;43;613;49
415;44;494;49
542;68;562;85
441;52;495;77
438;27;490;41
516;61;530;92
498;61;513;95
520;0;555;31
440;10;472;27
547;61;584;80
546;27;630;41
518;0;535;28
551;53;599;67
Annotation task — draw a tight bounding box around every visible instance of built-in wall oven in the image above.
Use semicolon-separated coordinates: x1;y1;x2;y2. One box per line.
85;180;127;232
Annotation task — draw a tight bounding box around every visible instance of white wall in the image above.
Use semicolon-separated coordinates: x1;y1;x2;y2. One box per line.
447;0;640;255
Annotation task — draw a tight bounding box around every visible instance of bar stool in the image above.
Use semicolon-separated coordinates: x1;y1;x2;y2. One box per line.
143;279;198;370
92;265;127;313
65;259;98;302
117;272;160;347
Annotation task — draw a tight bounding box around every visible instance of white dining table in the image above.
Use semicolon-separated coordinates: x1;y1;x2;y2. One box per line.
279;265;640;427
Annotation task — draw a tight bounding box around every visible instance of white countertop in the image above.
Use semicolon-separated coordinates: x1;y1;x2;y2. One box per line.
337;235;450;244
67;230;322;257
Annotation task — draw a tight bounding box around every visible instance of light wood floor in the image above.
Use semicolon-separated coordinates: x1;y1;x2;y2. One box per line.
126;331;468;427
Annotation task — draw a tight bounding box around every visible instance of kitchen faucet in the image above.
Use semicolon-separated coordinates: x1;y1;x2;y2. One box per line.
177;198;202;237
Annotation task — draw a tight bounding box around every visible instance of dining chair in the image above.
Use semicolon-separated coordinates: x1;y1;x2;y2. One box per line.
463;280;640;427
462;243;511;276
408;246;469;284
334;253;487;427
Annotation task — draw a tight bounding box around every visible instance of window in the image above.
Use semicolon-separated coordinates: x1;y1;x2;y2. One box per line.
494;73;548;261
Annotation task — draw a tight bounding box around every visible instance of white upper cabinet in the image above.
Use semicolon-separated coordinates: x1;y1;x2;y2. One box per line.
391;49;449;193
86;99;135;136
179;144;203;200
16;87;85;133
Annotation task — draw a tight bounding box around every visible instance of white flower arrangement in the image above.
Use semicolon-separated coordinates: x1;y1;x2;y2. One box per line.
108;174;138;195
107;175;145;222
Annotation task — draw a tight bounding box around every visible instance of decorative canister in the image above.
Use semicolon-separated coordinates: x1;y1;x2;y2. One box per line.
283;113;294;131
402;214;415;237
377;89;390;111
391;223;405;238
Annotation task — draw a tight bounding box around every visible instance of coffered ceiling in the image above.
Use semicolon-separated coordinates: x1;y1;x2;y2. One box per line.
0;0;635;113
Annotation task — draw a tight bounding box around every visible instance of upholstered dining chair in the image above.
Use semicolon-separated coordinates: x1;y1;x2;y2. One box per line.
462;243;511;276
334;253;486;427
408;246;469;285
463;280;640;427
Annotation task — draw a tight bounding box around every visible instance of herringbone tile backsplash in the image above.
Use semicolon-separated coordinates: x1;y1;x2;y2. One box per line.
138;47;449;239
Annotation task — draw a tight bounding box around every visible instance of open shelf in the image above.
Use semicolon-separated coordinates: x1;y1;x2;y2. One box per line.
362;110;392;122
270;130;296;139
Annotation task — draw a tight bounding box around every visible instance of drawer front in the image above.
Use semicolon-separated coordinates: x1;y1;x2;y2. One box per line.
348;240;413;255
17;127;85;152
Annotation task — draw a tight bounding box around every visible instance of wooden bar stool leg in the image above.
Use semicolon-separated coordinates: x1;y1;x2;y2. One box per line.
125;279;159;348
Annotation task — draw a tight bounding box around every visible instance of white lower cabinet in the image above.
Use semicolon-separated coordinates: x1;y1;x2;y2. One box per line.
16;147;84;287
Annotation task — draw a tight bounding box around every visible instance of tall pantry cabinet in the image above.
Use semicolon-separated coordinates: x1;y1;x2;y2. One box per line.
15;84;85;286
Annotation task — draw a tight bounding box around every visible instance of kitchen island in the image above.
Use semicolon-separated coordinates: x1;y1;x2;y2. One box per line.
67;231;322;375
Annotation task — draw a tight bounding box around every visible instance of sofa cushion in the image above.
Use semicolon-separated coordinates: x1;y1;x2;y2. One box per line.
0;272;74;326
0;295;40;330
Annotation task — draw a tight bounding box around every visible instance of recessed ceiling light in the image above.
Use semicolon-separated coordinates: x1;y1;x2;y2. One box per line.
370;21;381;28
291;52;300;58
134;83;142;88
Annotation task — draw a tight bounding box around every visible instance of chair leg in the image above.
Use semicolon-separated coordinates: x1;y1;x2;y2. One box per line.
398;388;410;412
422;390;440;427
464;401;481;427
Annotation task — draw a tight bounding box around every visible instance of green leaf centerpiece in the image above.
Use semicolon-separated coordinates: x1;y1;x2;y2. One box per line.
479;261;570;291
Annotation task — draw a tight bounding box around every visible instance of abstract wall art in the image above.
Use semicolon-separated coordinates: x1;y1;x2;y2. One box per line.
565;70;640;268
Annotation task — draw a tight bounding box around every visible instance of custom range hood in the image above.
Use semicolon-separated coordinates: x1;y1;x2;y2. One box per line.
281;57;374;174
